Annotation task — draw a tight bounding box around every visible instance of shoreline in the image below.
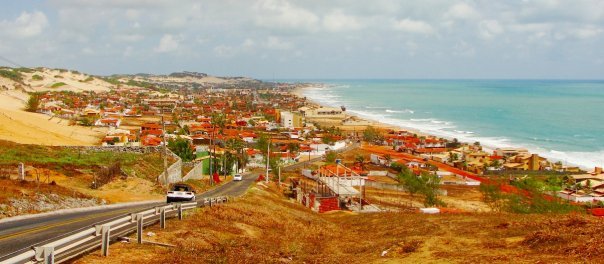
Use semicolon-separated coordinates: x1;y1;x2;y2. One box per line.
290;85;594;170
292;85;430;137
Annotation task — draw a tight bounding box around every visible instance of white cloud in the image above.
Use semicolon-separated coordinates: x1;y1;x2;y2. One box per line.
322;10;363;32
265;36;293;50
114;34;144;42
445;3;479;20
573;26;603;39
214;45;235;57
393;18;434;34
242;38;255;48
508;23;553;33
0;11;48;38
154;34;181;53
479;20;504;39
254;0;319;32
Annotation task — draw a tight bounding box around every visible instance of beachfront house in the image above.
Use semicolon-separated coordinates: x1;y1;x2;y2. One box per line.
303;106;346;119
558;167;604;202
280;111;303;129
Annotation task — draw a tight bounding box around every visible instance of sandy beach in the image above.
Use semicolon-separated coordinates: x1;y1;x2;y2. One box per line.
291;85;431;137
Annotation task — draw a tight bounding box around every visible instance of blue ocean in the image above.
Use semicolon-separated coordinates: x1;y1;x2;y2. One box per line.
298;80;604;169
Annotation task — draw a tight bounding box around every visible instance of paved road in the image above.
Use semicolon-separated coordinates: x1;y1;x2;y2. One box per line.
0;172;257;259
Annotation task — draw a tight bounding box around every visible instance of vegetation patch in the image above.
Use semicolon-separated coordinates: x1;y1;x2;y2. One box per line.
0;140;169;182
0;69;23;82
50;82;67;88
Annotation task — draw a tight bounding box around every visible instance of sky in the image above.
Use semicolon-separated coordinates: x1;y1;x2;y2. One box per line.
0;0;603;79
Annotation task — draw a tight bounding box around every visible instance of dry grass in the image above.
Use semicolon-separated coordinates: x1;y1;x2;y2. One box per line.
76;183;603;264
0;178;90;205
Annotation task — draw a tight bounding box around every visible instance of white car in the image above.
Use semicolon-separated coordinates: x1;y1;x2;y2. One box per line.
233;174;243;181
166;184;196;203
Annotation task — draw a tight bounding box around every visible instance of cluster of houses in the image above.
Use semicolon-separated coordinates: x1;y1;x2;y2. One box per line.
377;130;578;174
34;87;351;172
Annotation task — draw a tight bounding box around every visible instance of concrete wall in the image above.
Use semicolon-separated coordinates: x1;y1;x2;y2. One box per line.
158;157;182;184
557;192;604;203
182;161;205;181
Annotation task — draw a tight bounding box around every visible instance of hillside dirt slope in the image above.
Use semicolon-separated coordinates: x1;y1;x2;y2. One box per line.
76;183;603;264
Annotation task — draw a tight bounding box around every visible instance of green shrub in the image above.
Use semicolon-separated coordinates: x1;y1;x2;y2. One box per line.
25;94;40;112
0;69;23;82
32;74;44;81
51;82;67;88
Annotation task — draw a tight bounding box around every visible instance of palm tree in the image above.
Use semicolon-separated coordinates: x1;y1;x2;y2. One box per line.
383;154;392;166
355;154;366;170
226;138;246;173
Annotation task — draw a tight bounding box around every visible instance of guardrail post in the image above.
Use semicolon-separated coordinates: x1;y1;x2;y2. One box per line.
101;224;111;256
178;204;183;220
160;207;166;229
35;246;55;264
136;213;144;244
209;198;213;207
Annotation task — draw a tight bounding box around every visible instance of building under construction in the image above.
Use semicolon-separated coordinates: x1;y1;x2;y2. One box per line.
291;163;372;213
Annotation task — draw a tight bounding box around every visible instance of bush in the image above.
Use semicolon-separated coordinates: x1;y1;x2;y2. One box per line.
0;69;23;82
79;117;94;126
25;94;40;112
325;151;337;163
480;179;582;214
398;169;444;207
51;82;67;88
168;138;195;162
32;74;44;81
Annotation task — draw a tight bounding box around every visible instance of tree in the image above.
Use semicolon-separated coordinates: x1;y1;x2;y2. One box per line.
325;151;338;163
256;134;271;156
211;113;226;134
419;172;444;207
226;138;246;172
448;152;459;163
355;154;366;169
26;94;40;112
397;167;423;204
79;117;94;126
479;183;507;212
287;142;300;153
363;126;382;143
397;168;444;207
168;138;195;162
383;154;392;166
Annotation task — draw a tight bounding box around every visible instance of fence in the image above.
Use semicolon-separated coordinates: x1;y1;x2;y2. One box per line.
0;196;229;264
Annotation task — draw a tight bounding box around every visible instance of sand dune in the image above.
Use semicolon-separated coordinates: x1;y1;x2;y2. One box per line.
0;92;106;146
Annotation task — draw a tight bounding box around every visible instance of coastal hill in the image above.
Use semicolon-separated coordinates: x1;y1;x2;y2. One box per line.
114;71;267;89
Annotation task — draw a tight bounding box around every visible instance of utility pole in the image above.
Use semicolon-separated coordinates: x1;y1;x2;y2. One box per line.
265;136;270;183
209;128;214;186
161;116;168;188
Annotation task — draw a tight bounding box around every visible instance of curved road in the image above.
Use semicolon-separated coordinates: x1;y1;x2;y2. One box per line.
0;172;257;260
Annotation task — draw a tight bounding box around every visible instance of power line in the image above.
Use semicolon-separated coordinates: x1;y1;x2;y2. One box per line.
0;55;24;68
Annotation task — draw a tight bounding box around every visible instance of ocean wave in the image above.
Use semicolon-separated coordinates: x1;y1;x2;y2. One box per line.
302;84;600;169
539;149;604;170
385;109;415;114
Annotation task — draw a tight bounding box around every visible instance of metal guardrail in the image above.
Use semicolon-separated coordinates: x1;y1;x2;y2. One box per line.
0;196;229;264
